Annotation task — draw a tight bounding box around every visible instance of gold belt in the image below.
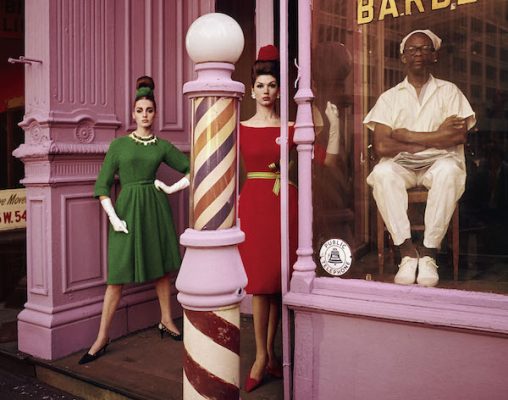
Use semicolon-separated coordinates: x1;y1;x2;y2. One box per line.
246;172;296;195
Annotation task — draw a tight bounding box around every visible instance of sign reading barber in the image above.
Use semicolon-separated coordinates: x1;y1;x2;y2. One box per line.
357;0;478;25
319;239;353;276
0;189;26;231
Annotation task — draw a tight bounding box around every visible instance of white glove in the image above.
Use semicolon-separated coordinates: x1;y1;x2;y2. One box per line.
100;198;128;234
154;175;190;195
325;101;340;155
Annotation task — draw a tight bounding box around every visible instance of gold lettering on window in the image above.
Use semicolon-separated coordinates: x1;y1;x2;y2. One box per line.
432;0;451;10
357;0;374;25
379;0;400;20
406;0;424;15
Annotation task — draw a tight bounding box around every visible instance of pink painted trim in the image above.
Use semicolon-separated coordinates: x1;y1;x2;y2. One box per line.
314;278;508;310
278;1;292;399
284;278;508;334
180;227;245;247
183;62;245;96
176;227;247;311
255;0;274;51
291;0;316;293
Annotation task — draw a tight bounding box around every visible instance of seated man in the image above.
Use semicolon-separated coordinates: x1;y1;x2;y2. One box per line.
364;30;476;287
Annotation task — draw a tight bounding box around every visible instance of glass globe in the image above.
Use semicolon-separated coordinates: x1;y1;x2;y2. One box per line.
186;13;244;63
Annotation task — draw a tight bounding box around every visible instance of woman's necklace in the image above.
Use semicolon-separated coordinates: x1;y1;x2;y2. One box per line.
130;131;158;146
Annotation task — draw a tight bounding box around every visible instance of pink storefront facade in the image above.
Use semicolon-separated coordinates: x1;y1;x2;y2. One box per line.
13;1;508;399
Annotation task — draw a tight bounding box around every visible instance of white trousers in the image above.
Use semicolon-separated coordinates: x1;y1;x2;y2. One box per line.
367;157;466;248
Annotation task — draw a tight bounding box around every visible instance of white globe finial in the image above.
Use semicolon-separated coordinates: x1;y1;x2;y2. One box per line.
186;13;244;64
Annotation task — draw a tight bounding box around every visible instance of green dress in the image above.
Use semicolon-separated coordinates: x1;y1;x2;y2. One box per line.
94;135;190;284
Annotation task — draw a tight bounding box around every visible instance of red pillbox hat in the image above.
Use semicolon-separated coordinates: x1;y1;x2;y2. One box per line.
257;45;279;61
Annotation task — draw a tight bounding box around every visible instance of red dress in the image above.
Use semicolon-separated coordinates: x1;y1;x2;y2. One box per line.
238;124;298;294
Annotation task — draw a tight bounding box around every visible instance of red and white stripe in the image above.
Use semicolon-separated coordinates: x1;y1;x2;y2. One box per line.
183;306;240;399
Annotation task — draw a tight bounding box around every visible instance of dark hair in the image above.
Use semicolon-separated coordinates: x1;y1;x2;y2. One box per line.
134;75;156;111
251;60;280;86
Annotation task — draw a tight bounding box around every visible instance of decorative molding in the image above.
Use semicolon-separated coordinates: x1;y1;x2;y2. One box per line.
27;121;50;145
75;121;95;143
19;111;121;129
55;0;111;108
145;0;153;75
28;198;48;296
61;193;106;293
52;160;102;178
49;143;109;155
14;142;109;159
159;0;184;132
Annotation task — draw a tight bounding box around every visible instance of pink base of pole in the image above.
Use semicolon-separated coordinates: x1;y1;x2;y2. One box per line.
176;226;247;311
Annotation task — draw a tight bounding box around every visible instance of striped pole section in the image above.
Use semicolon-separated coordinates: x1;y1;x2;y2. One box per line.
191;96;237;231
183;306;240;399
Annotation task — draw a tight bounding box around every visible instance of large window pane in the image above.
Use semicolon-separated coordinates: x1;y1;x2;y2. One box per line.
311;1;508;294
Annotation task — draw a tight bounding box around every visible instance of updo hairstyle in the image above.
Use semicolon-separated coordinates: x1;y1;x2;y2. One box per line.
134;75;156;111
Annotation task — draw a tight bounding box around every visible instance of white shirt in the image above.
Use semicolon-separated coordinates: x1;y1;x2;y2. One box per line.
363;75;476;165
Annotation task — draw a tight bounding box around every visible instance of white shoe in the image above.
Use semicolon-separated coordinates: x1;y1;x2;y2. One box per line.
394;256;418;285
417;256;439;287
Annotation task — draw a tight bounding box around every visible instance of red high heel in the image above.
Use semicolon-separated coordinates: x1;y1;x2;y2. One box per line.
244;375;263;393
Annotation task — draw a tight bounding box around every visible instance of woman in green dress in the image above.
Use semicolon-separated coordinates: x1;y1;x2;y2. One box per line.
79;76;190;365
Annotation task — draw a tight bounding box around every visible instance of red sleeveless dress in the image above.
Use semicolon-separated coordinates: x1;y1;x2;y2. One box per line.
238;124;298;294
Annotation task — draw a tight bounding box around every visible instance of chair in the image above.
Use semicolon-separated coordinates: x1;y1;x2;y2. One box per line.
377;187;459;281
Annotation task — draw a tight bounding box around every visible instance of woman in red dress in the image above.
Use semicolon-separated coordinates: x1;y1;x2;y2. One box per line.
239;45;298;392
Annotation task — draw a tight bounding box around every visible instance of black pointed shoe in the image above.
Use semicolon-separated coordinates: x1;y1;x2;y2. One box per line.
78;339;110;365
158;322;183;341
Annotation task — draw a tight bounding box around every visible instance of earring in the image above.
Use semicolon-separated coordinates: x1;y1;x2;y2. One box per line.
251;92;255;99
434;59;438;63
277;94;280;99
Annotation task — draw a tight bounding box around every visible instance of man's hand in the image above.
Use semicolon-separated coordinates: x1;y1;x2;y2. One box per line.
437;115;466;136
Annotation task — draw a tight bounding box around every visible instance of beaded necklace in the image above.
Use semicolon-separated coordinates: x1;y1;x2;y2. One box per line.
129;131;158;146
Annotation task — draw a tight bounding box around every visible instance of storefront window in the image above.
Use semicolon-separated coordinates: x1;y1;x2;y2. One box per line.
311;0;508;294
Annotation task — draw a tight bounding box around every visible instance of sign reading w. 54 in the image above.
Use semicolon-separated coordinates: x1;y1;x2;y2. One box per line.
0;188;26;231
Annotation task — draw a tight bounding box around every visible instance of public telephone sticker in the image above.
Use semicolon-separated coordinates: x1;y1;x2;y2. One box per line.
319;238;352;276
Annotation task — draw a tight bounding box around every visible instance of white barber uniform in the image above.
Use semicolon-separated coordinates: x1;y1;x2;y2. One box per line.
364;75;476;248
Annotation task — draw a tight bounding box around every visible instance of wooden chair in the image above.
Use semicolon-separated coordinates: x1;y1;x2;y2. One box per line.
377;187;459;281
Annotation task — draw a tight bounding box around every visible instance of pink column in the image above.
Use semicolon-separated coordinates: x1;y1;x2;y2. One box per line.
14;0;213;360
291;0;317;293
13;0;123;360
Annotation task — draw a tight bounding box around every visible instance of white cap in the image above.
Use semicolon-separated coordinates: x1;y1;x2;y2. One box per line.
400;29;442;54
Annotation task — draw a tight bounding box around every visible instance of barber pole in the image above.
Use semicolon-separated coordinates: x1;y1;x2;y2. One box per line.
176;13;247;400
